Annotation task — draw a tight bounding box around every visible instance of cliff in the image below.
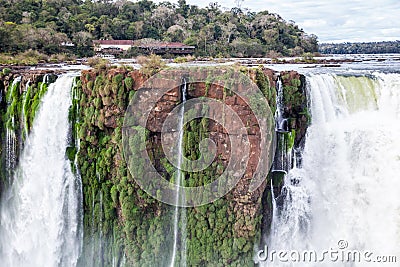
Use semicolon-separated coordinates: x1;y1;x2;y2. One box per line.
75;66;308;266
0;65;308;266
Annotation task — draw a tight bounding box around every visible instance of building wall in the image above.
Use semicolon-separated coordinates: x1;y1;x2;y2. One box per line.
96;44;132;51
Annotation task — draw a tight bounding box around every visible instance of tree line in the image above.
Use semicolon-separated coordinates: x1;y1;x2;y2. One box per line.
319;41;400;54
0;0;318;58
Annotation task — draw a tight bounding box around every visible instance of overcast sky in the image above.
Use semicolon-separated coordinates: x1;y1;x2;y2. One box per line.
152;0;400;43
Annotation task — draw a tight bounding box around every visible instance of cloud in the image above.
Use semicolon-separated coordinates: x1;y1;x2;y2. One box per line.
151;0;400;42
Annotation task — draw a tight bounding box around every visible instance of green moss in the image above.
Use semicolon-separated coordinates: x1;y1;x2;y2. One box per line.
284;129;296;152
86;80;94;91
2;68;11;75
66;146;77;161
76;68;276;266
29;82;49;129
291;78;301;87
283;85;303;108
254;69;276;113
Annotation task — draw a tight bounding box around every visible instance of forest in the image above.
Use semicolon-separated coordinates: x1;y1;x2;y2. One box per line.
319;41;400;54
0;0;318;58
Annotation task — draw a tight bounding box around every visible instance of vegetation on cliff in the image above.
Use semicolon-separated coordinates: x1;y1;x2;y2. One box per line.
72;64;308;266
0;0;318;58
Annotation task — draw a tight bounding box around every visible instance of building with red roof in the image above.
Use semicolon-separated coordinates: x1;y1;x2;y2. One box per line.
93;39;195;55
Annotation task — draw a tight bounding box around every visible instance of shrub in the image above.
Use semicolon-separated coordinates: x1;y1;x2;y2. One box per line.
87;57;110;70
49;53;75;63
2;68;11;75
173;55;195;63
0;50;49;65
17;50;48;63
137;54;166;77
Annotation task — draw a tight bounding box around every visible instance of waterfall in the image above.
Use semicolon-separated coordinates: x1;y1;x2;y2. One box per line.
21;79;31;139
272;77;292;174
170;78;188;267
0;74;82;266
262;72;400;266
5;77;21;182
262;76;310;267
5;123;16;180
71;77;84;259
275;77;289;133
99;187;104;267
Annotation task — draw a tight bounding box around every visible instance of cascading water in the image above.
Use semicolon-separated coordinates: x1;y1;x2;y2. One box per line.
261;72;400;266
263;76;309;266
0;74;82;266
99;185;104;267
71;77;84;258
170;78;188;267
275;77;289;133
272;77;292;174
21;79;31;138
265;157;311;267
5;117;16;179
5;77;21;181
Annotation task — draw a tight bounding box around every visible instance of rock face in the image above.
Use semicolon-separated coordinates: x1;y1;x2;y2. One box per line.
0;69;58;94
280;71;308;147
259;70;309;245
76;66;308;266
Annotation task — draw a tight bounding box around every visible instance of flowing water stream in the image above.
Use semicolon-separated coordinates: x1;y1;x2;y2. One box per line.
170;78;188;267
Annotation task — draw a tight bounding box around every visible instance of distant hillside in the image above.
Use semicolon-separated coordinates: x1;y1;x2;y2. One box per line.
319;41;400;54
0;0;318;57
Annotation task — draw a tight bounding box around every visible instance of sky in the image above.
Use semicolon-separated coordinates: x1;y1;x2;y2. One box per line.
152;0;400;43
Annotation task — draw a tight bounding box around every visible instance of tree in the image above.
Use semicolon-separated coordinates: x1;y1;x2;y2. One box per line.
221;22;237;44
234;0;244;9
165;25;186;42
126;21;144;40
149;5;175;33
72;31;94;56
0;0;319;57
177;0;189;17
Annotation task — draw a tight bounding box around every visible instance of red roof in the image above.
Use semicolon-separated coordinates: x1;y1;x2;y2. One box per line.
93;40;134;45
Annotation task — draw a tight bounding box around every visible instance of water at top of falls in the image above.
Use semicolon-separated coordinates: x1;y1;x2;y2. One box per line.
262;72;400;267
0;74;82;267
170;78;188;267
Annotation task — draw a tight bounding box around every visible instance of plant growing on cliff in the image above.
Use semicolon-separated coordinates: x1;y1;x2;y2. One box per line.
87;57;110;71
137;54;166;77
2;68;11;75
